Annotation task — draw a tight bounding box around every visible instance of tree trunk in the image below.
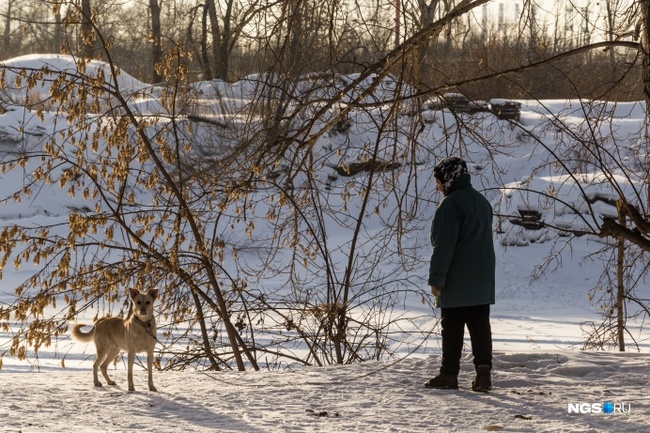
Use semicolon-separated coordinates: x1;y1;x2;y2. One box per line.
53;9;62;54
641;0;650;223
394;0;401;49
200;4;213;79
149;0;163;83
3;0;12;57
80;0;94;58
616;202;626;351
642;0;650;113
206;0;221;79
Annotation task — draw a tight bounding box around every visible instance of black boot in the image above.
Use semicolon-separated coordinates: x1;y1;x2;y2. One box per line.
472;365;492;392
424;373;458;390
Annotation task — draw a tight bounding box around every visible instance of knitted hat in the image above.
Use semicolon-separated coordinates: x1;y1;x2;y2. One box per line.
434;157;468;193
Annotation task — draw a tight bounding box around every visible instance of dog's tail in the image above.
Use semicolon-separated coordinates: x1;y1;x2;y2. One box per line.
71;323;95;343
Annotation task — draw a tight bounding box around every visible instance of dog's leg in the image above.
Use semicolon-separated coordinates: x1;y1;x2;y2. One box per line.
100;346;120;386
146;349;157;392
127;351;136;392
92;352;103;387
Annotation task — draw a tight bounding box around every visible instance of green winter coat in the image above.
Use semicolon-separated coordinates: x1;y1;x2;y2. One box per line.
428;173;495;308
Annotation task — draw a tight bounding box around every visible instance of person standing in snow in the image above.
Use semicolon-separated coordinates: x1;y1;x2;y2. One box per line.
424;156;495;392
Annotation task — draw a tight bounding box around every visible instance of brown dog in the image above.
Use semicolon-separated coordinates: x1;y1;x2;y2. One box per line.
71;288;159;392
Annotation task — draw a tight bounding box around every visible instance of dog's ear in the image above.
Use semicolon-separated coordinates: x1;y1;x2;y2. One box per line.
147;288;159;300
129;288;140;299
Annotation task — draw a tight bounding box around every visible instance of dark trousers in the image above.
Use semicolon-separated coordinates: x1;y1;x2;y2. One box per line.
440;304;492;376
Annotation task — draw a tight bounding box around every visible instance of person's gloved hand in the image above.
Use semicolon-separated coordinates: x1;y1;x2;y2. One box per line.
430;285;441;298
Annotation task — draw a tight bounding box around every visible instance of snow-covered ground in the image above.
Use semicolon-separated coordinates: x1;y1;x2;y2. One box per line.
1;343;648;432
0;55;649;432
1;239;647;433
